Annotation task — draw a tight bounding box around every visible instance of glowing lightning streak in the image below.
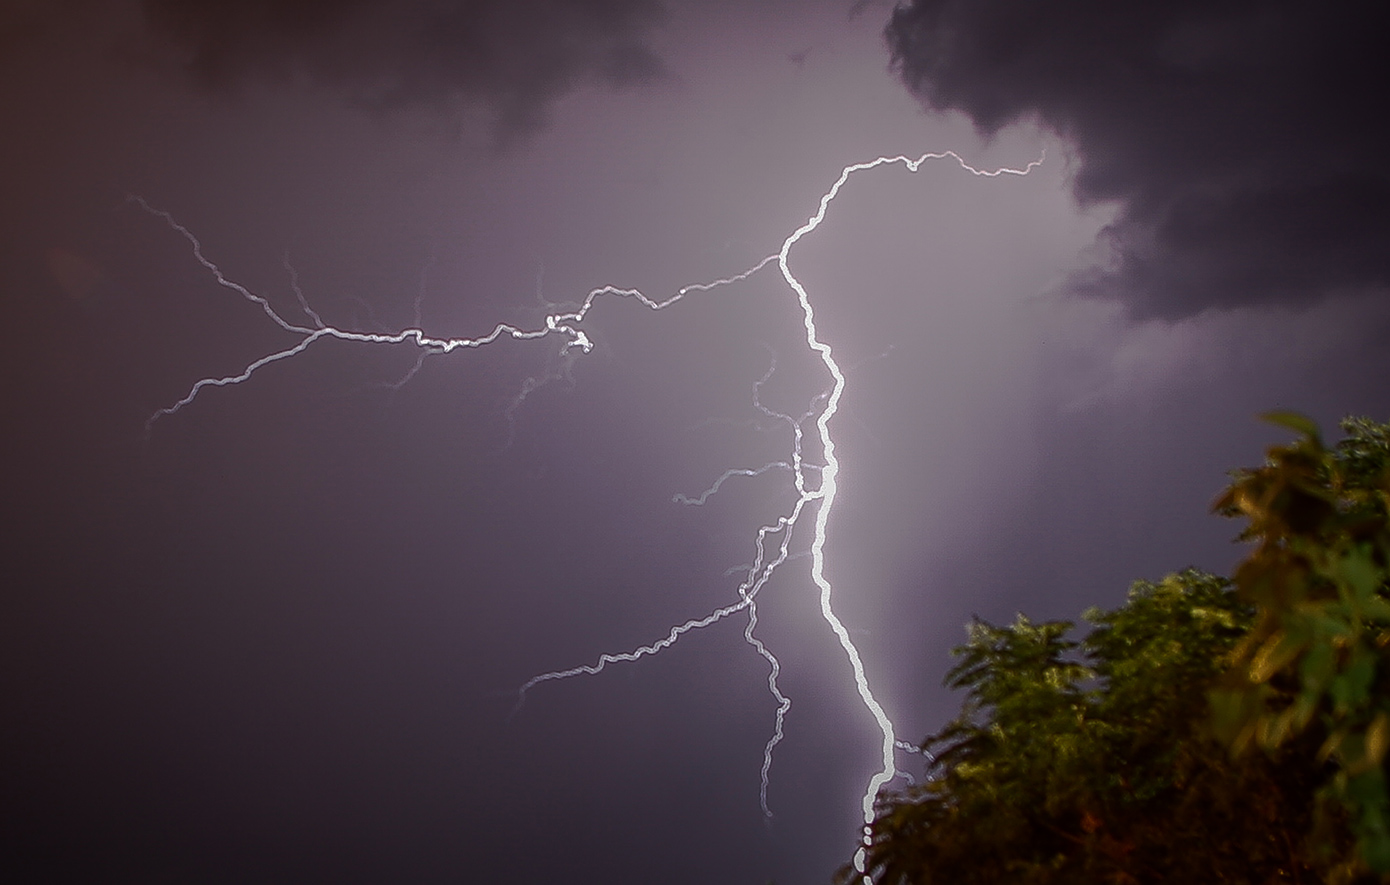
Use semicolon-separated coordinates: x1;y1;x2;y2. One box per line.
517;150;1042;873
142;148;1041;879
282;251;326;329
773;149;1042;880
138;190;779;434
671;462;790;505
518;354;822;815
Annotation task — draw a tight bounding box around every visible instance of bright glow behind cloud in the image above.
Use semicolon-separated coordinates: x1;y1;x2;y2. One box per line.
139;149;1041;879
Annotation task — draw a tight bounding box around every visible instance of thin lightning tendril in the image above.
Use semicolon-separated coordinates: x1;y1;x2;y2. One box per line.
671;462;791;506
282;251;326;329
141;149;1041;876
137;189;779;435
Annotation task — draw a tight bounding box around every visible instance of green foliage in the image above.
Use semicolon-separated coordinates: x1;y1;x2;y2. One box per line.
1212;415;1390;874
845;570;1331;884
845;415;1390;884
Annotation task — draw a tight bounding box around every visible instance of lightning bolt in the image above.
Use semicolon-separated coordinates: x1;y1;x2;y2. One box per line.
140;149;1042;877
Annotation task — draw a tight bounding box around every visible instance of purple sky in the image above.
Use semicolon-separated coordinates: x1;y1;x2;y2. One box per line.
5;2;1390;882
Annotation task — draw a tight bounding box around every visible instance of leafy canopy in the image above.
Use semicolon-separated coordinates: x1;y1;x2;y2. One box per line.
1213;414;1390;872
847;415;1390;884
844;571;1324;884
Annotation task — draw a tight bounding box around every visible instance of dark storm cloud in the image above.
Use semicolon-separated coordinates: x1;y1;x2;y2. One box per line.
140;0;668;136
886;0;1390;319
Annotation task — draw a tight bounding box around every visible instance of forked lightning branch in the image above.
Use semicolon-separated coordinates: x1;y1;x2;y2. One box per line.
140;150;1041;878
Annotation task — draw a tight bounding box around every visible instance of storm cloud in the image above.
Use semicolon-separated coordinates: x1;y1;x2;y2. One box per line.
886;0;1390;318
139;0;668;137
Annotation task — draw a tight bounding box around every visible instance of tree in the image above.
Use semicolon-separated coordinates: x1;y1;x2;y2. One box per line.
842;571;1331;884
845;415;1390;884
1213;415;1390;874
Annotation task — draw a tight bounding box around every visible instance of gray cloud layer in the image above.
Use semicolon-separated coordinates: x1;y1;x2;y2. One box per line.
140;0;668;137
886;0;1390;318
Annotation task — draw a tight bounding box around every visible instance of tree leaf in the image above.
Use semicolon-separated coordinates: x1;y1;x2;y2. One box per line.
1260;411;1323;445
1249;629;1308;685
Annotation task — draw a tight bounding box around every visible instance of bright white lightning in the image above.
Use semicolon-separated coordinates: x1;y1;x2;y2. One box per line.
137;190;779;433
772;149;1041;879
671;462;790;506
142;149;1041;875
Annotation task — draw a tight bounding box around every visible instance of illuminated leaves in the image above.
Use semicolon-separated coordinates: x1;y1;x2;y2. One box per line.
850;415;1390;884
1212;415;1390;875
845;570;1326;885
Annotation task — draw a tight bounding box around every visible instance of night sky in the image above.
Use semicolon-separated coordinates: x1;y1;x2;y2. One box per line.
4;2;1389;883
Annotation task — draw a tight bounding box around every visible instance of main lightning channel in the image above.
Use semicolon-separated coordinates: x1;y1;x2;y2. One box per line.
512;150;1042;848
774;148;1040;880
144;149;1041;876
